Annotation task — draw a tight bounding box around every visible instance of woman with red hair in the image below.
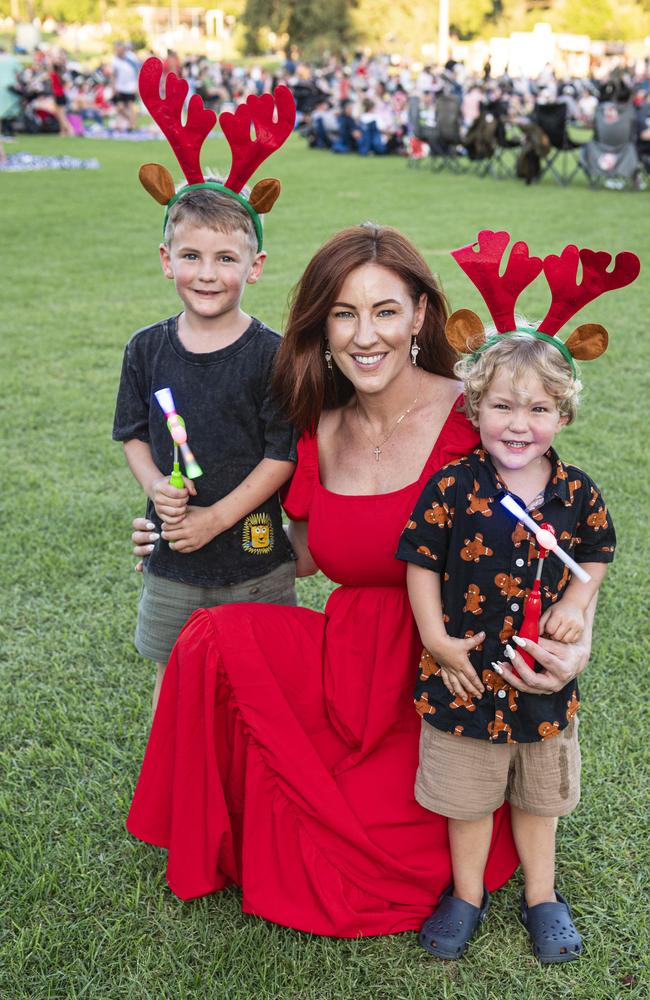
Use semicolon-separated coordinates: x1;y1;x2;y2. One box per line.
127;224;592;938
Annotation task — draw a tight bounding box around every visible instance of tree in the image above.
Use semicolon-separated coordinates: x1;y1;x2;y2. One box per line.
449;0;495;38
36;0;102;22
242;0;357;56
550;0;650;39
350;0;503;53
352;0;436;56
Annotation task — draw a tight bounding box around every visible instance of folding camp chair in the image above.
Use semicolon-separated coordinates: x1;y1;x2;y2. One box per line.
532;102;583;186
489;119;523;179
433;93;470;173
406;95;444;171
580;101;642;190
462;111;498;177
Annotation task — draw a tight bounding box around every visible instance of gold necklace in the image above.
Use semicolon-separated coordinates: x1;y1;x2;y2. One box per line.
355;374;422;462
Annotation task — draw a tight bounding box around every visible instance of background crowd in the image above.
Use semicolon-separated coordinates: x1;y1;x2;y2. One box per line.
1;43;649;184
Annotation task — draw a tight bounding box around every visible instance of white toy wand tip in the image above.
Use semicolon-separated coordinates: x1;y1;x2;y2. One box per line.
499;495;591;583
154;387;175;415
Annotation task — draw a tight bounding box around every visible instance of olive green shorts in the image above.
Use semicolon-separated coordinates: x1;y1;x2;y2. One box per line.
135;561;297;663
415;716;581;820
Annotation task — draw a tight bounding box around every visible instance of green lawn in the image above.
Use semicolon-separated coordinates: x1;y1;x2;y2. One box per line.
2;132;649;1000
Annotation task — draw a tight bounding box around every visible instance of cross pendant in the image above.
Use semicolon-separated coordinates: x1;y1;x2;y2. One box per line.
374;447;381;461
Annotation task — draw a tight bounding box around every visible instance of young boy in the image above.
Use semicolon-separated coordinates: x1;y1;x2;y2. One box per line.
113;186;297;713
396;332;616;964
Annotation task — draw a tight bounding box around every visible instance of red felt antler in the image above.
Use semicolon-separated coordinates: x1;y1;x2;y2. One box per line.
451;230;543;333
539;245;641;336
219;86;296;193
139;57;216;185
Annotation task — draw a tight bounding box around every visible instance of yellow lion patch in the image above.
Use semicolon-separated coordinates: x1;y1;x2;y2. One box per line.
242;512;274;554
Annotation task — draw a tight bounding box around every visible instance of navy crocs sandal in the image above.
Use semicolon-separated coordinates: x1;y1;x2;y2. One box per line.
519;890;583;964
418;885;490;960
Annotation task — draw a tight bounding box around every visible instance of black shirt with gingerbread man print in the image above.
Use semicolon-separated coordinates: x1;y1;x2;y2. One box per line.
396;447;616;744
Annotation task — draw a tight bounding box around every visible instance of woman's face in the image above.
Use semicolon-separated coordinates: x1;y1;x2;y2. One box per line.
326;264;426;394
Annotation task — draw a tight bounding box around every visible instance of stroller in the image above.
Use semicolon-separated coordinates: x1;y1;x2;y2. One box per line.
6;81;60;134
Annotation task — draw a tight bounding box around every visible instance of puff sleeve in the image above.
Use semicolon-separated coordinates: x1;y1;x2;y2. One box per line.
281;432;319;521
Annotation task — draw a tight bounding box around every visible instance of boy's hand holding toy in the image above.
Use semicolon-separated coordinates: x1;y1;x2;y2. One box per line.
152;475;197;524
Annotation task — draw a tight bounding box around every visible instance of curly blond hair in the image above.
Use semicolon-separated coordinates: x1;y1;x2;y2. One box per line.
455;330;582;425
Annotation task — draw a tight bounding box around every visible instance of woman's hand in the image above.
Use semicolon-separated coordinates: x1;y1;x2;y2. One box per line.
131;517;159;571
494;633;589;694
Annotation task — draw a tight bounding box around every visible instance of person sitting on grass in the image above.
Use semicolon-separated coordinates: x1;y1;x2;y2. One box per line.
358;97;386;156
397;228;638;962
332;98;361;153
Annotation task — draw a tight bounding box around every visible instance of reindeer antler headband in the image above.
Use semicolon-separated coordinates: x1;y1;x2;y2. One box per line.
447;230;640;374
137;57;296;250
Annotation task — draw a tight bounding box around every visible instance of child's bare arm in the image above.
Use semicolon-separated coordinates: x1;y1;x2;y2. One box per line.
161;457;295;554
540;562;608;643
406;564;485;699
286;520;318;577
123;439;195;524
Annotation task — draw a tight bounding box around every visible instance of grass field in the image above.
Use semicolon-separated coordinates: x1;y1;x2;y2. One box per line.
2;131;649;1000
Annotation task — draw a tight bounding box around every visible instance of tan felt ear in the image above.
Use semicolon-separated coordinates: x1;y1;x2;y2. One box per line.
564;323;609;360
249;178;281;214
445;309;485;353
139;163;176;206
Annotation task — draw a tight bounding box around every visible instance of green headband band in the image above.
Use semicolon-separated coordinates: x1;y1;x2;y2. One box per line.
163;181;264;251
470;326;577;377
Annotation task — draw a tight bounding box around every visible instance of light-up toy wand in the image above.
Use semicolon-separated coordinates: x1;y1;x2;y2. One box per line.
500;495;591;674
154;387;203;488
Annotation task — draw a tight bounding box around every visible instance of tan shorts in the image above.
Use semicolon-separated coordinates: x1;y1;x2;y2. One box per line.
135;561;297;663
415;717;580;820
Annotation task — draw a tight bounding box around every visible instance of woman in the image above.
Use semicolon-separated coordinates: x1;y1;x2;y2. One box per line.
47;55;75;137
127;224;593;937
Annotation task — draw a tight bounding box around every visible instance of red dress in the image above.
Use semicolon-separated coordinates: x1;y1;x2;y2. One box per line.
127;401;518;936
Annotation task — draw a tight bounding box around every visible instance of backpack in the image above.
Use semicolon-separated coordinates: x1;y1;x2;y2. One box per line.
516;124;550;184
464;112;497;160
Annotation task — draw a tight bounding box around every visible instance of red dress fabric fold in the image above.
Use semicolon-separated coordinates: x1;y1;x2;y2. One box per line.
127;399;519;936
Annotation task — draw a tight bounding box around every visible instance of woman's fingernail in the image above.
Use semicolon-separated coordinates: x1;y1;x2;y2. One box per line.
504;644;515;659
146;544;154;552
149;533;160;541
146;521;156;530
513;635;527;648
494;664;503;675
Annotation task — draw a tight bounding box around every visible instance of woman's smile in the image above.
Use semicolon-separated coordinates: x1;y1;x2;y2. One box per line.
351;352;388;369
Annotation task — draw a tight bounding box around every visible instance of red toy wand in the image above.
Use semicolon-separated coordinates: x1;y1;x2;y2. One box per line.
512;522;555;675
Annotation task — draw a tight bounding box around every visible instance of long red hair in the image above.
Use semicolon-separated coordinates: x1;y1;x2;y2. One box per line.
273;223;455;434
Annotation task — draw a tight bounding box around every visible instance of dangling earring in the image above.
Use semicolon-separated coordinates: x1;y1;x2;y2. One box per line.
410;336;420;366
324;343;333;371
